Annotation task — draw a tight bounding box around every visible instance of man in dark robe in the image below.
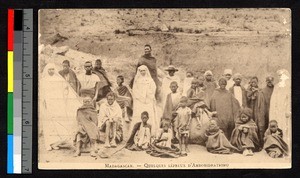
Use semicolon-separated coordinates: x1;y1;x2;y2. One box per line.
58;60;79;94
131;44;161;100
261;76;274;129
74;96;100;157
209;78;240;139
92;59;112;101
246;76;266;148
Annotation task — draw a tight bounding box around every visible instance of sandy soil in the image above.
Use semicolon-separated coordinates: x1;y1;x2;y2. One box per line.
38;9;291;168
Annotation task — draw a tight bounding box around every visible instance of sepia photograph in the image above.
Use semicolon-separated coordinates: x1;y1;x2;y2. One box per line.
38;8;291;169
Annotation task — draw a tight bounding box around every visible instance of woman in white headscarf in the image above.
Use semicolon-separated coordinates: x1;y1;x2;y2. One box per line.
269;69;291;146
132;65;158;135
39;63;82;151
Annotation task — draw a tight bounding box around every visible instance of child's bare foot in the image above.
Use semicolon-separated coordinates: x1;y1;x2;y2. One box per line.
90;150;97;157
46;146;52;151
186;147;190;153
110;140;117;148
74;150;81;157
104;142;111;148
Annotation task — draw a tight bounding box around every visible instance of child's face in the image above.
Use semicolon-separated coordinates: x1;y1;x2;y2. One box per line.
225;74;232;80
116;77;123;86
250;79;258;87
140;69;146;76
234;78;241;86
163;124;169;131
240;113;249;123
191;82;198;89
141;115;149;123
186;72;192;78
107;96;115;105
270;123;278;133
83;97;92;105
209;120;217;129
180;102;187;108
218;80;227;89
168;70;175;76
205;74;212;81
170;83;178;93
198;78;204;85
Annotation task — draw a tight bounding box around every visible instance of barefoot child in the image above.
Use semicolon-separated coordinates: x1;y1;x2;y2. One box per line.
114;75;133;122
99;92;123;148
263;120;289;158
74;96;100;157
230;107;260;156
154;121;173;149
205;119;237;154
174;96;192;155
125;111;152;151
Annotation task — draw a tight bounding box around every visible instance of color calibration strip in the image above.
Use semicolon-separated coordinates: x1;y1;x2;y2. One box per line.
7;9;33;174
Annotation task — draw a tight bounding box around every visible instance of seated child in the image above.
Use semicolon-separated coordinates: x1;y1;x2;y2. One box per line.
182;71;194;97
74;96;100;157
263;120;289;158
114;75;133;122
205;120;237;154
98;92;123;148
125;111;152;151
187;78;206;109
154;121;173;149
230;107;260;156
192;101;217;127
174;96;192;155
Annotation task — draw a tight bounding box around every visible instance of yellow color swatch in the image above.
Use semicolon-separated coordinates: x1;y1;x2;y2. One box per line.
8;51;13;92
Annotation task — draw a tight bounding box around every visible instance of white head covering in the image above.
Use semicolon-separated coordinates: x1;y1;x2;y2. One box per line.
277;69;290;87
223;69;232;75
134;65;152;84
204;70;213;76
42;63;59;78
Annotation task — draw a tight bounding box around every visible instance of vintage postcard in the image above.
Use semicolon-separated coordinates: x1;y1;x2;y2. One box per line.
38;9;291;169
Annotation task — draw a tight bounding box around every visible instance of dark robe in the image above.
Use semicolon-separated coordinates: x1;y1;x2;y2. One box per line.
74;104;100;145
58;69;79;94
92;67;112;101
162;93;180;121
246;87;267;146
230;118;260;152
204;80;218;102
205;127;238;154
209;89;241;139
125;122;151;151
146;143;180;158
115;85;133;110
261;86;274;127
263;128;289;157
229;84;247;107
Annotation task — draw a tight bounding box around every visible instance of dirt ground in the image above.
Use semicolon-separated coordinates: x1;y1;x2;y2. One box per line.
38;9;291;168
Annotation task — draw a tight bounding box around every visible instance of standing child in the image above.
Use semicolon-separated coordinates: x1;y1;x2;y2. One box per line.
162;81;181;131
161;65;181;107
263;120;289;158
182;71;194;97
114;75;133;122
125;111;152;151
230;107;260;156
174;96;192;155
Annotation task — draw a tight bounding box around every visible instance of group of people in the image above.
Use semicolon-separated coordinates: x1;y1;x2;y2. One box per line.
40;44;291;159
